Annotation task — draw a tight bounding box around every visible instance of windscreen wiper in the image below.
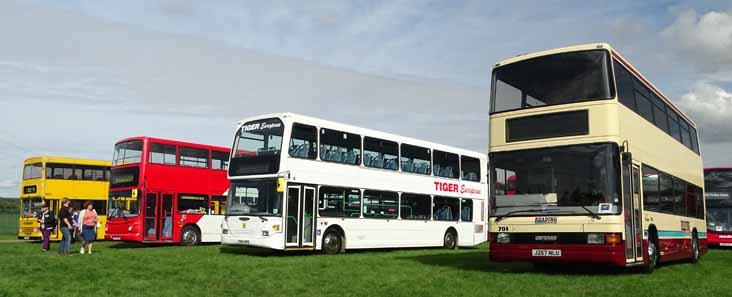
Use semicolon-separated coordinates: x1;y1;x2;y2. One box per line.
494;208;559;222
580;206;601;220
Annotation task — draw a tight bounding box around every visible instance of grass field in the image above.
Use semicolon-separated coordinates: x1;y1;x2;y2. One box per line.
1;242;731;297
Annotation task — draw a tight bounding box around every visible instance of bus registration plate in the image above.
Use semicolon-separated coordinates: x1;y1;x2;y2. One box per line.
112;237;120;241
720;243;732;247
532;249;561;257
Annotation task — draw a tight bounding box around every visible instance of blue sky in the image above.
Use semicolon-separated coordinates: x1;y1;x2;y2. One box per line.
1;0;731;196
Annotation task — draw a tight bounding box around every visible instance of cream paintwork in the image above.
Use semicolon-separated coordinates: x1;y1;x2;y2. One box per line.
489;44;705;246
490;216;625;234
493;43;695;125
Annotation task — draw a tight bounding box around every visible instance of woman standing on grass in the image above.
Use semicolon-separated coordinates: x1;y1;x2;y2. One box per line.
78;201;98;255
37;203;55;251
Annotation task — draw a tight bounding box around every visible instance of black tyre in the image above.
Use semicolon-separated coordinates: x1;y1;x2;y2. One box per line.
180;225;201;246
643;239;659;273
322;229;343;255
690;234;700;263
444;230;457;250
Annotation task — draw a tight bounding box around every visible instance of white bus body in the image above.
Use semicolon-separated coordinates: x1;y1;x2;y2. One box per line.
222;113;487;252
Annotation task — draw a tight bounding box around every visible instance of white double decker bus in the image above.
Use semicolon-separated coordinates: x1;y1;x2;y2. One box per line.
222;113;487;253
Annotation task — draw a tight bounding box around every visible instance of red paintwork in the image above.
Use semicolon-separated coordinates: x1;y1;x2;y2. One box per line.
489;237;707;267
705;167;732;172
704;167;731;247
490;242;628;266
657;237;708;262
104;136;230;244
707;232;732;246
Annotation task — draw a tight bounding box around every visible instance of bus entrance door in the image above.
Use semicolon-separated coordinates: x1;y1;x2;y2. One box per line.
143;193;158;241
143;192;174;242
285;184;316;248
623;163;644;264
159;193;173;241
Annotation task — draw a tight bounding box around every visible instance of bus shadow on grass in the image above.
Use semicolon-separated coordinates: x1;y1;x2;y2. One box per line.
218;245;483;258
401;250;644;275
106;242;221;249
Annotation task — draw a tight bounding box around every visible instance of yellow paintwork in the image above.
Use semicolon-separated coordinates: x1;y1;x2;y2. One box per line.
18;156;111;241
489;44;705;243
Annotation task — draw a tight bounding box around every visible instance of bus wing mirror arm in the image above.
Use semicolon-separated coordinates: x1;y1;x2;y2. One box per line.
621;151;633;166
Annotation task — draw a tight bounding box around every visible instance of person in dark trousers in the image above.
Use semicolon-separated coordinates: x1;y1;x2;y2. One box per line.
37;203;55;251
57;198;73;256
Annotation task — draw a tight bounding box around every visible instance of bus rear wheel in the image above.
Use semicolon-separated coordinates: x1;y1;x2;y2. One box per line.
690;234;700;263
181;226;201;246
443;230;457;250
322;229;343;255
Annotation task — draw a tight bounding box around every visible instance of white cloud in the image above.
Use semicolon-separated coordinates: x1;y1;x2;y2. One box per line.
662;9;732;71
0;179;17;189
678;82;732;143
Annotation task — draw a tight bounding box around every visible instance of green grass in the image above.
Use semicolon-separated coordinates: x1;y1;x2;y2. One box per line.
0;242;730;297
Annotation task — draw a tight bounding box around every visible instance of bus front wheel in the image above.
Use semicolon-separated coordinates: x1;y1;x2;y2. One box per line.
181;226;201;246
644;239;659;273
322;229;343;255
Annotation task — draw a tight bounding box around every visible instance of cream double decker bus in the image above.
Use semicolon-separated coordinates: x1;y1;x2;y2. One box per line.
488;43;706;272
222;113;488;253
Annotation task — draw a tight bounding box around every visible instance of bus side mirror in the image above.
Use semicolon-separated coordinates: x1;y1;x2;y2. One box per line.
621;152;633;166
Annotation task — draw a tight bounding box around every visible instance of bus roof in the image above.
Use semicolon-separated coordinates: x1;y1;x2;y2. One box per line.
115;136;230;152
236;112;486;160
493;43;696;127
24;156;111;167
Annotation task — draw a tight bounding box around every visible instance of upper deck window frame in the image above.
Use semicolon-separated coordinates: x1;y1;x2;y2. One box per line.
490;49;616;115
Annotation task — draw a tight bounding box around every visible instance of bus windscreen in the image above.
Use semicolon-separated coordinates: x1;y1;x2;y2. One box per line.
491;49;613;113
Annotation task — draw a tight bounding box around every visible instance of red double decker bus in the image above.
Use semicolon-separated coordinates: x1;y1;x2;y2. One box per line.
105;136;230;245
705;167;732;247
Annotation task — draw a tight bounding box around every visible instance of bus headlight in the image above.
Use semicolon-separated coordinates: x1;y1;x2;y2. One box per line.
222;229;229;234
128;226;133;232
262;231;269;237
587;233;604;244
496;233;510;243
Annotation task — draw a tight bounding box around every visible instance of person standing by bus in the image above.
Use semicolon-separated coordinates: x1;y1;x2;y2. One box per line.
78;201;98;255
57;198;73;256
71;208;79;242
37;203;55;251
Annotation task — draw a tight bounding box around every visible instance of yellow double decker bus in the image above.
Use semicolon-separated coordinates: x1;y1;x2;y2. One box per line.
488;43;706;272
19;156;111;241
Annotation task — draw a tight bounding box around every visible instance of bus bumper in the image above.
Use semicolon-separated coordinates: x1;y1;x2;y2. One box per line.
490;243;627;267
104;233;142;242
221;233;284;250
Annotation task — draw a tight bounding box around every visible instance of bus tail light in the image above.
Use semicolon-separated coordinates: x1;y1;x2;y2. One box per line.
272;224;280;232
605;233;622;245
